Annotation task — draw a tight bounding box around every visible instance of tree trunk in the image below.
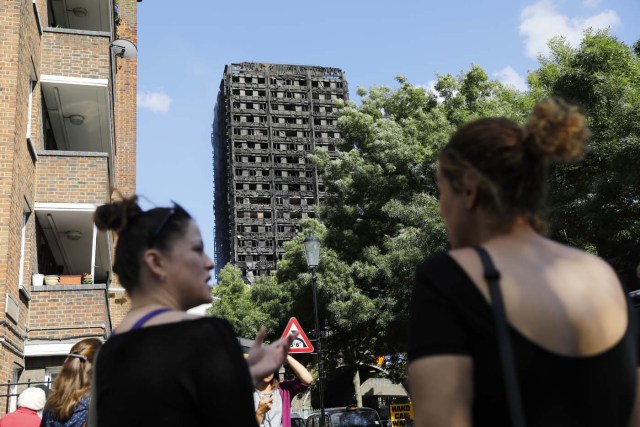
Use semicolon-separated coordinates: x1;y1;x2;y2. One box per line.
353;368;362;407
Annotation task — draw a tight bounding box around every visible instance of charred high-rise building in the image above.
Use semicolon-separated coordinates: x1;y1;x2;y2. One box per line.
213;63;348;280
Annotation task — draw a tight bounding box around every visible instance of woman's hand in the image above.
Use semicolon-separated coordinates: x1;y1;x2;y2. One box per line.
247;327;298;385
256;395;274;416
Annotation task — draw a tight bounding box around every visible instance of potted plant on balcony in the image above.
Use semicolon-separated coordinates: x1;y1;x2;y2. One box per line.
44;275;59;286
82;273;93;285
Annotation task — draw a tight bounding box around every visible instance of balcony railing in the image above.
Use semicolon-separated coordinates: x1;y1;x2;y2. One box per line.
36;151;109;205
42;29;111;80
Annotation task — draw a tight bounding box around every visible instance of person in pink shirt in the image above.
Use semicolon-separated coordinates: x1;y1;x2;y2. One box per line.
0;387;46;427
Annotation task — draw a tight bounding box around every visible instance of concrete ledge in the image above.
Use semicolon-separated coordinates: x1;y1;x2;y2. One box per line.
30;284;107;292
37;150;109;158
43;27;111;37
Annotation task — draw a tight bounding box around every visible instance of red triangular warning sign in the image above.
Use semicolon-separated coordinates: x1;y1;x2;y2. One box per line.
281;317;314;353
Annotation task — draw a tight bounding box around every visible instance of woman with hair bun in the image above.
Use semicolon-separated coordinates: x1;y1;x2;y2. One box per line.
40;338;102;427
89;197;296;427
408;99;639;426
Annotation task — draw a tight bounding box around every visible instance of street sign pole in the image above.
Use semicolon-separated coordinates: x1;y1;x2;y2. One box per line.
311;267;325;427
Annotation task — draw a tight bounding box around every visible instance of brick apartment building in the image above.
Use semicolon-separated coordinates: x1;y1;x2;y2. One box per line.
213;62;348;280
0;0;139;413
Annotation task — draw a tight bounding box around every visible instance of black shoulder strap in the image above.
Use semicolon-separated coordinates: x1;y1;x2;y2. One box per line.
473;246;526;427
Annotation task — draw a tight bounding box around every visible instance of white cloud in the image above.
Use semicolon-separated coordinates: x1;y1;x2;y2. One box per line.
583;0;601;8
137;90;172;114
519;0;620;59
416;80;437;92
493;67;528;91
416;80;445;102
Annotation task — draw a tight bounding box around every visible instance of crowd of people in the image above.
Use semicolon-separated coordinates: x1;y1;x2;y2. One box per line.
1;98;636;426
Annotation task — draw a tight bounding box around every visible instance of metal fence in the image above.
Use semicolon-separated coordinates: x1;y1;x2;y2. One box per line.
0;379;51;414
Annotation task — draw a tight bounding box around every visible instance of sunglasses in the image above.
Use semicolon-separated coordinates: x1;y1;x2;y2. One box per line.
147;201;188;248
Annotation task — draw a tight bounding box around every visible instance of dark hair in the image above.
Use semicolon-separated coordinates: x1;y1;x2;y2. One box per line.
266;370;280;389
46;338;102;421
94;195;192;291
439;98;589;230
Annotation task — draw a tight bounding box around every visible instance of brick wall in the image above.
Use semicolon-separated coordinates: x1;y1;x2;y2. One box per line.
0;0;43;413
0;0;139;415
41;29;111;80
108;288;131;327
113;0;138;197
28;285;111;340
35;152;109;204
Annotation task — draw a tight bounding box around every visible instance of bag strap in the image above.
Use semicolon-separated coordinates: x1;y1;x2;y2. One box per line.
473;246;526;427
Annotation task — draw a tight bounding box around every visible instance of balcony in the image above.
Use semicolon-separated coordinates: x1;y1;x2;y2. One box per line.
26;284;111;346
33;202;112;285
40;75;111;154
48;0;113;32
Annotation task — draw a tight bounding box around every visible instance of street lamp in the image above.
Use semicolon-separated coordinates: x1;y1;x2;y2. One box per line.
303;232;325;427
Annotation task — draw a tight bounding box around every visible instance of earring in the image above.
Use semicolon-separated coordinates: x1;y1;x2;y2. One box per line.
159;274;166;282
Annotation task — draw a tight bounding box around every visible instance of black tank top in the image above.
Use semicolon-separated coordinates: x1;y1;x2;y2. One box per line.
409;253;638;426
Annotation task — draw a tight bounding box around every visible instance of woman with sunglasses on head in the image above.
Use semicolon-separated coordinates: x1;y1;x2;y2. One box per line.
40;338;102;427
408;99;639;426
89;196;297;427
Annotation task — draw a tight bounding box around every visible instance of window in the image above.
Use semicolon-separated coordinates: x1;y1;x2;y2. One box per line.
26;79;36;140
18;202;31;292
8;368;20;412
45;367;61;388
26;63;37;159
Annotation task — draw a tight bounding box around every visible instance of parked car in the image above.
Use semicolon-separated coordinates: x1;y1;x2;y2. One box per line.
305;406;382;427
291;412;305;427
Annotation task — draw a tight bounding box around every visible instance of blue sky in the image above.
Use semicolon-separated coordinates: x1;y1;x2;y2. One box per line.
135;0;638;261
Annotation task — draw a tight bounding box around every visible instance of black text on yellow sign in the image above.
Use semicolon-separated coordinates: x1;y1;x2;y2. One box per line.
389;402;414;426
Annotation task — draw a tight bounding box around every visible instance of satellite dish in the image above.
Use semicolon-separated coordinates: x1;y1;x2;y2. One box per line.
110;39;137;59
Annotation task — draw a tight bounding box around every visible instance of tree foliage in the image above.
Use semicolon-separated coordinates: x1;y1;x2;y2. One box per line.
529;30;640;285
316;68;532;378
209;264;277;339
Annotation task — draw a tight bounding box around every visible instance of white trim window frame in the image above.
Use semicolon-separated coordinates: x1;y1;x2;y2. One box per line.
45;366;61;388
8;368;20;413
26;79;35;139
26;61;38;162
18;207;31;293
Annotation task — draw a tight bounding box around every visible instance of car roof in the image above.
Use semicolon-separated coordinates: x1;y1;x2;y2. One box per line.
308;407;378;416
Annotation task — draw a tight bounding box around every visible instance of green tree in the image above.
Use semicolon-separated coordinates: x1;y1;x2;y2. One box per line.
529;30;640;285
209;264;273;339
319;68;532;370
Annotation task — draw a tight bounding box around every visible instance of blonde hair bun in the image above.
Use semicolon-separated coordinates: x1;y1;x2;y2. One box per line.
524;98;590;162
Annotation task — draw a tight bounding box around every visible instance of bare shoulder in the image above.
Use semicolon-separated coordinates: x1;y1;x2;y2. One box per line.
547;239;619;284
181;313;204;321
447;247;481;266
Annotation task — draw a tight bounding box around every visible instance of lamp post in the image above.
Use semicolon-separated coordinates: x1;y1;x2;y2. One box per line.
303;232;325;427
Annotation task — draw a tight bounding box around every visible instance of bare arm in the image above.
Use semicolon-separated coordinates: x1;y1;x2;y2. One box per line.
248;327;298;386
630;369;640;427
408;355;473;427
287;354;313;385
